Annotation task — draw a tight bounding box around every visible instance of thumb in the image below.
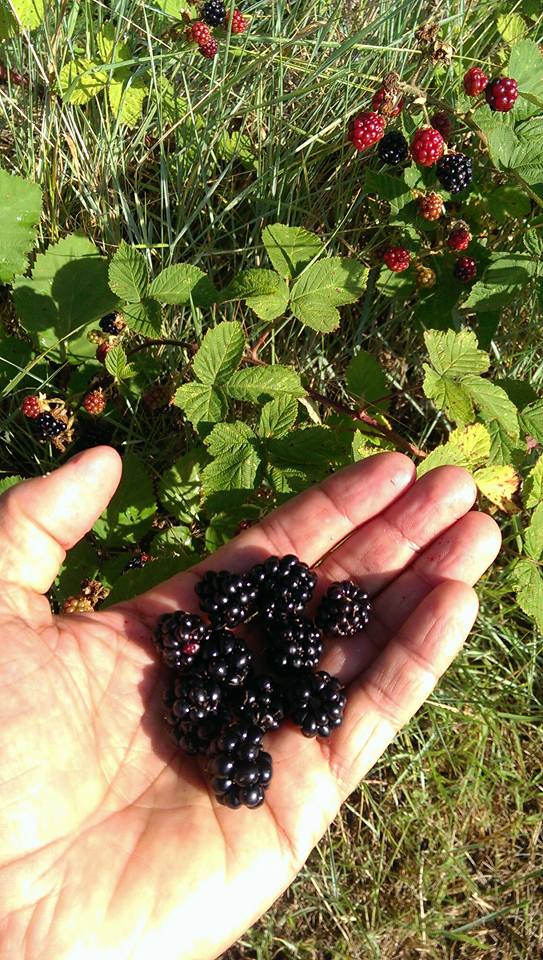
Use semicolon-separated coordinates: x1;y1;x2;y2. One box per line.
0;446;122;594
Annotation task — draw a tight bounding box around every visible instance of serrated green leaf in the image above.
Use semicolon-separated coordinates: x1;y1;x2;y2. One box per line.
202;423;261;495
524;501;543;560
462;252;537;312
205;422;256;457
497;13;526;44
154;0;196;16
461;376;519;436
104;344;135;382
173;382;227;426
262;223;324;280
513;558;543;630
0;168;42;282
158;448;202;523
104;557;193;606
192;321;245;386
424;329;489;377
226;365;305;404
97;22;132;64
148;264;213;306
351;429;396;462
473;464;520;512
416;443;469;478
520;400;543;444
1;0;45;33
258;396;298;438
486;419;524;466
290;258;368;333
216;131;256;169
365;169;411;217
268;427;343;473
422;367;474;424
108;75;147;126
120;299;162;337
508;40;543;113
524;455;543;508
487;185;531;223
0;475;23;495
246;277;290;321
485;125;520;169
346;351;389;411
58;58;108;104
152;526;197;561
109;242;148;302
93;452;155;545
13;234;116;360
221;269;282;303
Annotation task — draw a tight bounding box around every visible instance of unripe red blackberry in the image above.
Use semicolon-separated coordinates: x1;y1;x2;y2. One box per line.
454;257;477;282
83;389;106;416
429;110;452;142
371;86;404;118
463;66;489;97
62;596;94;614
419;191;444;221
348;111;386;152
447;226;471;251
225;9;248;34
186;20;212;45
199;38;218;58
21;395;43;419
96;342;112;364
410;127;445;167
485;76;518;112
383;246;410;272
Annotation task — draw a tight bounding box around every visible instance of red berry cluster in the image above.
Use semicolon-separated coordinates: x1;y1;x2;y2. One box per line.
83;389;106;416
410;126;445;166
463;65;518;112
21;395;43;419
371;85;404;118
186;6;247;62
348;111;386;151
383;247;410;273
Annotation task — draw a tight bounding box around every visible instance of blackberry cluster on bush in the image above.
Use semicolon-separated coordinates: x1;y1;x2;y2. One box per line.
153;558;370;810
377;131;408;165
32;412;67;441
202;0;225;26
436;153;473;194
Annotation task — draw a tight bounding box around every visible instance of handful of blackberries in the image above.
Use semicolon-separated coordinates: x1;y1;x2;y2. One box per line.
152;555;371;811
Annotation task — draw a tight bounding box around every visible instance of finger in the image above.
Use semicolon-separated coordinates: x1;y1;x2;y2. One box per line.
0;447;122;593
328;581;478;796
317;465;478;598
321;510;500;681
122;452;416;620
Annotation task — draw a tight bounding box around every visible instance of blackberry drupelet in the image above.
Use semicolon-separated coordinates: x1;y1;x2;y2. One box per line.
200;628;252;686
196;569;258;627
207;721;272;808
164;671;222;725
230;674;285;731
202;0;225;25
251;554;317;622
166;712;223;756
32;412;67;441
436;153;473;194
316;580;371;638
265;616;323;673
377;131;408;165
287;669;346;738
153;610;210;671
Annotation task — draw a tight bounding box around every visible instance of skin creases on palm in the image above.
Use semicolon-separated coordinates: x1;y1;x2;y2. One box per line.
0;447;500;960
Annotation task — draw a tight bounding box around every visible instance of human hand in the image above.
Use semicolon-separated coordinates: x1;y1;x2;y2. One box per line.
0;448;500;960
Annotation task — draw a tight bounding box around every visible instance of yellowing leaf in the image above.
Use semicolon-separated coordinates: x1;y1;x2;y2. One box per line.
524;455;543;509
474;464;520;512
59;59;108;104
448;423;491;467
108;76;147;126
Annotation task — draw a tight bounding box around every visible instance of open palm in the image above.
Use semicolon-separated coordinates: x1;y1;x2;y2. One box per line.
0;447;500;960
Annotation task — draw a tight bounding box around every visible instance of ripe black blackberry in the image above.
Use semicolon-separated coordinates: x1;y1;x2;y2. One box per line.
166;713;223;756
32;412;67;441
266;616;323;673
99;312;124;335
287;669;346;738
164;671;222;725
153;610;210;671
230;674;286;731
207;721;272;808
196;569;258;627
377;130;409;165
436;153;473;194
200;628;252;686
123;553;151;573
202;0;225;25
251;554;317;622
316;580;371;638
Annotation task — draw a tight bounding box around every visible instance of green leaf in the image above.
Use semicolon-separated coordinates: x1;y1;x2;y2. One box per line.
497;13;526;44
109;242;148;302
191;321;245;386
216;131;256;170
202;423;261;495
158;448;202;523
173;382;227;426
508;40;543;112
93;453;156;545
120;299;162;337
97;22;132;64
154;0;196;16
346;351;389;411
485;125;520;170
0;168;42;282
461;376;520;436
268;427;343;474
524;455;543;508
351;429;396;462
104;344;135;382
58;58;108;104
0;0;45;35
462;252;537;312
524;502;543;560
473;464;520;512
0;475;23;495
108;75;147;127
520;400;543;444
104;557;191;606
290;258;368;333
495;378;538;410
487;185;531;223
262;223;324;279
226;365;305;404
424;329;489;377
365;169;411;216
221;269;282;303
258;396;298;438
513;558;543;631
416;443;469;478
152;526;197;561
246;277;290;321
13;234;116;360
486;419;524;466
148;264;215;306
55;540;100;601
422;367;474;424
